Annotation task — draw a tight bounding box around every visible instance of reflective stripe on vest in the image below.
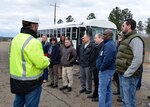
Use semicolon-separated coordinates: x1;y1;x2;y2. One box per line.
10;36;43;80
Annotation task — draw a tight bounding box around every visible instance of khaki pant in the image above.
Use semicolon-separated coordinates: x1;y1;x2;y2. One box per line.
62;66;73;87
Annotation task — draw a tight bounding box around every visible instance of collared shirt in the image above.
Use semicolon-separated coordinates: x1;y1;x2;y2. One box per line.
84;43;89;48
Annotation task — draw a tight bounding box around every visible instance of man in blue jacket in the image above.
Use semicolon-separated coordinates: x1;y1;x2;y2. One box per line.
96;29;117;107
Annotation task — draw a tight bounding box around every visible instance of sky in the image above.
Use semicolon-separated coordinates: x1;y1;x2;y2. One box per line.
0;0;150;37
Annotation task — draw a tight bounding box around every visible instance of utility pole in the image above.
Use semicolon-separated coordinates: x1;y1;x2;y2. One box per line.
50;3;59;24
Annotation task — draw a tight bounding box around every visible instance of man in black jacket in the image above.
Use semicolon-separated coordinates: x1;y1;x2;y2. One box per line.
87;34;104;101
79;34;93;94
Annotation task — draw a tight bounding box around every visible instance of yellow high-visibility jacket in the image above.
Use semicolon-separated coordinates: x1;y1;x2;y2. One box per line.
10;33;50;81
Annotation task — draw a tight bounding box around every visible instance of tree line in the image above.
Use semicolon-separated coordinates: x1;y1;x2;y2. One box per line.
57;6;150;35
57;13;96;24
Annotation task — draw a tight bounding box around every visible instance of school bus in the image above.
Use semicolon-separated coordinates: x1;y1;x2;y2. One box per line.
38;19;117;49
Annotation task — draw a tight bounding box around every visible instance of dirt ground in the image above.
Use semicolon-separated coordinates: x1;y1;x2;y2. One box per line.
0;41;150;107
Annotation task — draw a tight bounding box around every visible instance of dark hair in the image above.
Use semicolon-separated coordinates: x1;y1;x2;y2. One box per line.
50;37;57;43
125;19;136;30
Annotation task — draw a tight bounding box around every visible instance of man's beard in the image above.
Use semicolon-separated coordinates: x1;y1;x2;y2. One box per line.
122;31;126;35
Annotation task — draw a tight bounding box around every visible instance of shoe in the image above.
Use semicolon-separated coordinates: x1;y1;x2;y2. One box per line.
117;97;122;102
59;86;68;90
47;83;54;87
113;92;120;95
91;97;98;102
147;96;150;99
79;88;86;93
59;76;62;79
87;95;95;98
85;90;92;94
73;73;79;76
136;87;140;91
51;85;58;88
67;87;72;92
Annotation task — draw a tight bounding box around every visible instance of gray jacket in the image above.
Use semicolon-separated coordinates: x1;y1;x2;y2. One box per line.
61;46;77;67
123;37;144;77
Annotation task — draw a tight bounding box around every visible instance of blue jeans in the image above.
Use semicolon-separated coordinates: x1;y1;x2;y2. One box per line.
13;85;42;107
119;75;139;107
43;68;48;80
136;76;142;90
98;70;115;107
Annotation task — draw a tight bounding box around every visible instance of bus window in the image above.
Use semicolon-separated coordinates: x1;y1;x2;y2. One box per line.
91;27;104;41
46;29;49;36
58;28;61;38
43;30;46;35
72;33;76;39
86;26;92;38
92;27;116;41
67;28;71;37
92;27;103;35
78;27;86;44
54;29;57;37
50;29;53;36
62;28;66;36
72;27;77;39
112;29;116;41
41;30;43;35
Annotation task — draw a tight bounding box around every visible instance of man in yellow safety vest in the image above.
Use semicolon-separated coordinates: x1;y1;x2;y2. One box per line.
9;17;50;107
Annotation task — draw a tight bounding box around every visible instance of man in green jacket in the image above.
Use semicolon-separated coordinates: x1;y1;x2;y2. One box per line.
116;19;144;107
10;17;50;107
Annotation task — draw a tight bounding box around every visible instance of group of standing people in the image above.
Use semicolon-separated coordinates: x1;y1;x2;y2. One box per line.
78;19;145;107
41;34;77;92
78;29;117;106
9;17;145;107
79;33;104;102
